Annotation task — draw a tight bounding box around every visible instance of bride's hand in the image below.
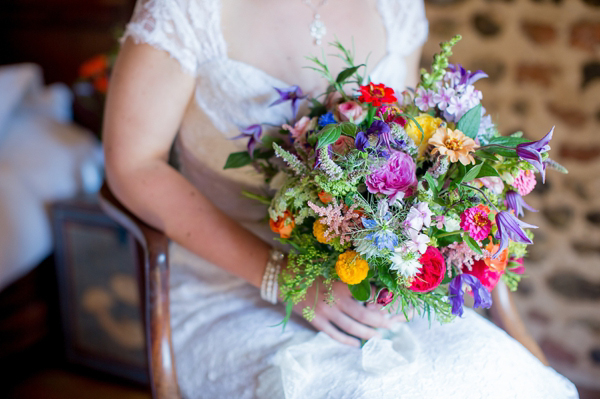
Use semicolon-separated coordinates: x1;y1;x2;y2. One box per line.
292;280;409;347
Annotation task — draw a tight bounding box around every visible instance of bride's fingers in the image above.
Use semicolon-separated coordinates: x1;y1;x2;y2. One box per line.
312;316;360;347
329;310;380;341
389;306;416;323
340;297;391;329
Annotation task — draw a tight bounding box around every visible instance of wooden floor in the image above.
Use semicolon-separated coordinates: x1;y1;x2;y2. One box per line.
8;369;150;399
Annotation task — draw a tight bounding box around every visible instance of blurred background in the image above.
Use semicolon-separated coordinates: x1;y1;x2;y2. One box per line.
0;0;598;398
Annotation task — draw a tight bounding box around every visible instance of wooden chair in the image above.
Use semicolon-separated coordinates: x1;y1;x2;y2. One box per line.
98;182;548;399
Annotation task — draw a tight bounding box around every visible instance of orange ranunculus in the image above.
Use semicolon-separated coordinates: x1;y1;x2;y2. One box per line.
269;211;295;239
318;191;333;204
484;239;509;272
79;54;109;79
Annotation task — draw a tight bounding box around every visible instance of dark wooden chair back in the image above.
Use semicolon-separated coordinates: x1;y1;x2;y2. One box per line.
98;182;547;399
98;182;182;399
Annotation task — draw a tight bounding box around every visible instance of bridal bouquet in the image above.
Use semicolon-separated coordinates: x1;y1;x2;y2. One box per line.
224;36;566;325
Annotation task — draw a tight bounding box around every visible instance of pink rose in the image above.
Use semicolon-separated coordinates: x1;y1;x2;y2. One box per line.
475;176;505;195
337;101;367;124
366;150;417;202
331;135;355;155
282;116;316;142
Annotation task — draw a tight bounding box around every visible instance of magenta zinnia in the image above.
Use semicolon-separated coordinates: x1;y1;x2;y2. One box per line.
460;205;493;241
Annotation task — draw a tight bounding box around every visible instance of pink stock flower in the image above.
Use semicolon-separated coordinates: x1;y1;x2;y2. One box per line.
282;116;316;141
337;101;367;124
512;169;537;196
331;135;355;155
460;205;493;242
366;151;417;203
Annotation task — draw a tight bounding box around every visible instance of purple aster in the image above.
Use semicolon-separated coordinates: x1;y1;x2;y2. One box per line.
367;120;392;149
414;87;436;112
448;274;492;317
318;112;336;127
494;211;537;259
505;190;537;218
231;124;262;156
355;131;369;152
270;85;306;119
516;127;554;183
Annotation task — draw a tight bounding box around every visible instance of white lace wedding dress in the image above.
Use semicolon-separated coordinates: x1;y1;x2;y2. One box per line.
122;1;579;398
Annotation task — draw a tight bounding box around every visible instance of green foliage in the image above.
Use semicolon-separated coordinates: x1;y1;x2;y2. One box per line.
315;124;342;149
420;35;462;90
349;279;371;301
456;104;482;139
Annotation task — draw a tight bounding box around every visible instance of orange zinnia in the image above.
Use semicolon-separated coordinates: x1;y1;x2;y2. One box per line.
269;211;295;239
429;127;479;165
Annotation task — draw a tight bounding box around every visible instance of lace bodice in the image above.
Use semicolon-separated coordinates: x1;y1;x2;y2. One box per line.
122;0;428;233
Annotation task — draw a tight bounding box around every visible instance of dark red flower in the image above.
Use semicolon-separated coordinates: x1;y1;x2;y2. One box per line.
358;83;397;107
409;246;446;293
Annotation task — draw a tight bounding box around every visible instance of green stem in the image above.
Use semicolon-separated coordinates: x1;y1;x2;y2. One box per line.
460;184;499;212
241;191;272;205
435;231;462;238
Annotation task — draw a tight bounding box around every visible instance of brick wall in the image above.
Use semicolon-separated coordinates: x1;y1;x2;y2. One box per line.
423;0;600;389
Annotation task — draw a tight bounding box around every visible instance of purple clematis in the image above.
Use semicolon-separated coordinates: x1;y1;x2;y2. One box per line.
355;131;369;152
505;190;537;218
516;126;554;183
448;274;492;317
448;64;488;86
367;120;392;149
231;124;262;156
270;85;306;119
493;211;537;259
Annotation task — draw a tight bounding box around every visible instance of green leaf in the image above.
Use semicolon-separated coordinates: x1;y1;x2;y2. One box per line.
349;279;371;302
316;124;342;149
463;233;483;255
339;121;358;137
488;136;530;147
336;64;365;84
484;146;519;158
224;151;252;169
377;263;398;291
400;113;425;143
474;149;499;162
461;163;483;183
308;99;327;118
456;104;482;139
476;163;500;178
424;172;439;199
366;105;377;127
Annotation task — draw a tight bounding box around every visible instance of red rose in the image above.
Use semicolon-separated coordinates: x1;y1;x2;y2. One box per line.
464;259;504;292
358;83;397;107
409;246;446;293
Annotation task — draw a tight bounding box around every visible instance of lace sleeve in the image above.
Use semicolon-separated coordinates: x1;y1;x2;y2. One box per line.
379;0;429;56
122;0;224;76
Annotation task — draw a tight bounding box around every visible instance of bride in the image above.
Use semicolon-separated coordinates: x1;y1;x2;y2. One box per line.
103;0;579;397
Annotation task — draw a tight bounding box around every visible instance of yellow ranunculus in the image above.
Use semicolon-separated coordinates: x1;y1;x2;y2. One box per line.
405;114;444;159
335;251;369;285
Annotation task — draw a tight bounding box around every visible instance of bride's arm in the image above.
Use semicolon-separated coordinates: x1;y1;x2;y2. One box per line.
104;39;271;288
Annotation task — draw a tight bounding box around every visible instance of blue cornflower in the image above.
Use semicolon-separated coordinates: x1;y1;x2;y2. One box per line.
318;112;336;127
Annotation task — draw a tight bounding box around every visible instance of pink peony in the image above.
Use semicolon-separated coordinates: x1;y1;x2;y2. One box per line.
337;101;367;124
460;205;493;242
366;151;417;202
464;259;503;292
331;135;355;155
409;246;446;293
512;169;537;196
282;116;316;141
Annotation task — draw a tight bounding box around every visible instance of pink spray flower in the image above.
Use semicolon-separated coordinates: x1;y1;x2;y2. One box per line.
366;150;417;203
282;116;317;141
512;169;537;196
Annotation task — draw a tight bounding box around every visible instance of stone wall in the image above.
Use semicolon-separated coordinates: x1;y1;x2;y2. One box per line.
422;0;600;389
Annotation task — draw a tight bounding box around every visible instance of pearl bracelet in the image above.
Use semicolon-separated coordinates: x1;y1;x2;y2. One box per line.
260;248;284;304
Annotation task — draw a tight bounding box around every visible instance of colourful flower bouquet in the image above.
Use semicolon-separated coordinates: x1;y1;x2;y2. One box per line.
224;36;566;325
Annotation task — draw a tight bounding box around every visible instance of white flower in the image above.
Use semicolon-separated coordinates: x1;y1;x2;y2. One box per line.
404;202;433;233
444;215;461;232
404;229;430;254
390;250;422;277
